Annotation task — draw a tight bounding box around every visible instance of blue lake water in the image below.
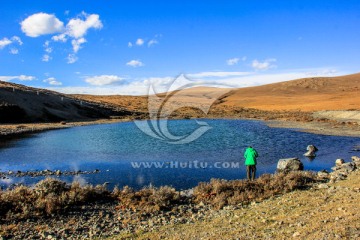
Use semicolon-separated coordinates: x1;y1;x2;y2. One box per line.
0;119;359;190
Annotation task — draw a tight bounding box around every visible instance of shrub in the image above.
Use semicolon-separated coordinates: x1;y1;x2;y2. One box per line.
0;178;112;220
193;171;317;209
115;185;181;213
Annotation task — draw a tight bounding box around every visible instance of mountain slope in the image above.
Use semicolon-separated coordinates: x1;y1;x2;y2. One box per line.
0;81;125;123
219;73;360;111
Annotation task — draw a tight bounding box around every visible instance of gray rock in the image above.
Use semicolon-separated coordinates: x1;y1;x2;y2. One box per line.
277;158;304;172
341;162;356;172
351;156;360;167
335;159;344;166
317;170;330;178
317;183;329;189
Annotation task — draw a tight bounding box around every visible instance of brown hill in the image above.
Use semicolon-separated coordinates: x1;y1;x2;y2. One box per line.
2;73;360;123
0;81;129;123
220;73;360;111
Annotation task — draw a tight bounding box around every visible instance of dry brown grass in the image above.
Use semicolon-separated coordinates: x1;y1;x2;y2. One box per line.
0;171;319;221
193;171;317;209
117;171;360;240
0;178;111;219
114;185;181;213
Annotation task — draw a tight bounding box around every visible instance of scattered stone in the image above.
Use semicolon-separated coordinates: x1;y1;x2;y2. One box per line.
317;170;330;178
277;158;304;172
335;159;344;166
0;168;101;179
317;183;329;189
351;156;360;167
180;188;194;198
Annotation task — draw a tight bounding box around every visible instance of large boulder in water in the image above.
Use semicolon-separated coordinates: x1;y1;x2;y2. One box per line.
277;158;304;172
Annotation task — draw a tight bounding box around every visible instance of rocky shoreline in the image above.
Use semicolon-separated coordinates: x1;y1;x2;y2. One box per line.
1;155;359;239
0;169;100;180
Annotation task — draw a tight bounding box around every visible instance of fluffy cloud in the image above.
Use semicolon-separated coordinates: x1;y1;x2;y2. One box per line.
9;48;19;54
43;77;62;86
0;36;23;53
44;41;53;53
20;13;64;37
252;58;277;71
129;36;160;48
71;37;86;53
67;54;78;64
0;38;12;49
226;58;239;66
85;75;125;86
11;36;23;45
52;33;67;42
21;12;102;63
42;54;52;62
49;68;343;95
135;38;144;46
0;75;36;82
126;59;144;67
66;12;103;39
189;71;250;78
148;39;158;47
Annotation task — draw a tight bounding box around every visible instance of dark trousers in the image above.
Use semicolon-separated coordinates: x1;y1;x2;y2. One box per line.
246;165;256;180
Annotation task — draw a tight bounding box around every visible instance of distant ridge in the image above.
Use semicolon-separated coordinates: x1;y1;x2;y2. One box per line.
1;73;360;123
0;81;128;123
220;73;360;111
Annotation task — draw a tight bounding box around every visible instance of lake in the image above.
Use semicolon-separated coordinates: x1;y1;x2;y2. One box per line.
1;119;359;190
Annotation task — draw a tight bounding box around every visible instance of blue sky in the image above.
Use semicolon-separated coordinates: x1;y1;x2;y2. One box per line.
0;0;359;95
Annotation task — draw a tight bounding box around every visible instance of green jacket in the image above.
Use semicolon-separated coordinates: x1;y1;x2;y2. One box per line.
244;147;258;166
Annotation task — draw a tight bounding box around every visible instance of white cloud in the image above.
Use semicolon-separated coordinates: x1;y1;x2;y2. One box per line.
52;33;67;42
42;54;52;62
66;12;102;39
20;12;102;63
252;58;277;71
71;37;86;53
43;41;53;53
135;38;144;46
128;42;133;48
0;36;23;55
43;77;62;86
189;71;250;78
148;39;158;47
9;48;19;54
126;59;144;67
85;75;125;86
0;75;36;82
67;54;78;64
11;36;23;45
20;13;64;37
47;68;344;96
226;58;239;66
0;38;12;49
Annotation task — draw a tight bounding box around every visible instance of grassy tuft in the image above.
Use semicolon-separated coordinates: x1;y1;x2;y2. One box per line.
0;178;111;219
193;171;317;209
114;185;181;213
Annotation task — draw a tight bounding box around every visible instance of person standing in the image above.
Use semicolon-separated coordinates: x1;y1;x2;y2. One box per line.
244;146;258;180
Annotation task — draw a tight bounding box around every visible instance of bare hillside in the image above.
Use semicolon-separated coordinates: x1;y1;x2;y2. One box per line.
220;73;360;111
0;81;129;123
